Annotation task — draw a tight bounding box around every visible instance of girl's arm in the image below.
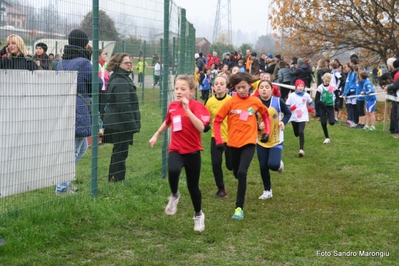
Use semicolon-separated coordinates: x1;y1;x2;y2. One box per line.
149;121;170;147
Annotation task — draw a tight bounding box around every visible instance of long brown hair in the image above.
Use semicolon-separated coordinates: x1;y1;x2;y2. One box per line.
106;53;130;72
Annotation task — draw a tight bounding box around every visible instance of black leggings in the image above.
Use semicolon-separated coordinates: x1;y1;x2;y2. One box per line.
210;138;232;191
168;151;202;213
320;105;335;138
229;144;256;209
291;121;306;150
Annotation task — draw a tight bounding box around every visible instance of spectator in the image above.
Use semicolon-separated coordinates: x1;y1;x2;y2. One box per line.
55;29;101;194
33;42;53;70
245;49;251;72
290;58;312;88
276;61;292;101
0;34;38;70
103;53;141;182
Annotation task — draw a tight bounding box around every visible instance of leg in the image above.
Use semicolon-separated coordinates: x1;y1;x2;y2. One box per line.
56;137;87;193
256;144;271;191
327;106;336;126
297;122;306;150
224;145;233;171
108;132;130;182
184;152;202;213
210;137;225;191
319;105;329;138
75;137;88;165
167;152;184;194
234;144;256;209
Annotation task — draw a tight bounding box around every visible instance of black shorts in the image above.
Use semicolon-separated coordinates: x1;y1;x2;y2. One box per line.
357;101;365;116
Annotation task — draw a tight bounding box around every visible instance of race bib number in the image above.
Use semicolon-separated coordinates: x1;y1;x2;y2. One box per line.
172;115;182;132
239;111;249;121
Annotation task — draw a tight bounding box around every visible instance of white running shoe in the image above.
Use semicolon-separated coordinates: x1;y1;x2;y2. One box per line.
165;192;180;216
323;138;331;144
193;211;205;232
259;190;273;200
298;149;305;157
277;160;284;173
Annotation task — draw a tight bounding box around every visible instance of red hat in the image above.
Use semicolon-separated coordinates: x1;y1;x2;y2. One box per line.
295;79;305;88
272;85;281;97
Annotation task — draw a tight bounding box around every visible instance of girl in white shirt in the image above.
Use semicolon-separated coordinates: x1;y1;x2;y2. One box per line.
286;79;314;157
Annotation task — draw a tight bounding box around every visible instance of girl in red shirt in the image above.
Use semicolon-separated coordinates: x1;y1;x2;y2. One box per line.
149;75;210;232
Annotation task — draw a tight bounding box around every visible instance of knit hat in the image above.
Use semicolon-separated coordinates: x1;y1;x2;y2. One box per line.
195;53;199;59
275;54;281;60
350;54;359;59
68;29;89;48
393;60;399;69
272;85;281;97
35;42;48;53
295;79;305;88
267;53;273;59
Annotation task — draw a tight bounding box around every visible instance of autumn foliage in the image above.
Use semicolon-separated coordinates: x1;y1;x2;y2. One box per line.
270;0;399;64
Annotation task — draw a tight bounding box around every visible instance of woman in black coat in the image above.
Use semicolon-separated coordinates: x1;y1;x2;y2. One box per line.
0;34;38;70
103;53;141;182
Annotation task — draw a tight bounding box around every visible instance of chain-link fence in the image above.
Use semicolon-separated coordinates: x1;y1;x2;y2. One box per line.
0;0;196;216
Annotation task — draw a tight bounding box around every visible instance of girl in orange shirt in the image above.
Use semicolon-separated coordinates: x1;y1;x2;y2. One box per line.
213;72;271;220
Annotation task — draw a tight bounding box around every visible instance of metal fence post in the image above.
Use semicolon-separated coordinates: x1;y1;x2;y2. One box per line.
178;8;186;75
90;0;99;198
161;0;170;179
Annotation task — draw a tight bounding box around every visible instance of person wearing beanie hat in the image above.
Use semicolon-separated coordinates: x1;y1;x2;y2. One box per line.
55;28;103;195
68;29;89;48
286;79;314;157
256;79;291;200
35;42;47;53
33;42;53;70
393;60;399;69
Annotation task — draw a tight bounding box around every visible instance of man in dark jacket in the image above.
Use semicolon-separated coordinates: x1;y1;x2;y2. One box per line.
290;58;312;88
55;29;102;194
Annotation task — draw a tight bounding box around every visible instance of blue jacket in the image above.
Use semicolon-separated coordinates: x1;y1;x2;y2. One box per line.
361;79;377;102
57;55;94;137
356;80;365;101
343;70;357;96
202;74;211;91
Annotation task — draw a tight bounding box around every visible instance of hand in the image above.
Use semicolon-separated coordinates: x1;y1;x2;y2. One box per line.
258;122;265;130
289;104;297;111
35;60;40;67
149;132;159;147
260;133;269;143
181;97;189;110
278;121;285;130
307;106;313;113
149;137;157;147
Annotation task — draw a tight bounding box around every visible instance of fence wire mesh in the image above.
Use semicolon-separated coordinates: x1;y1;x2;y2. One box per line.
0;0;196;216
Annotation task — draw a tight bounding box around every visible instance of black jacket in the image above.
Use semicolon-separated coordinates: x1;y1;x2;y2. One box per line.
103;68;141;133
0;53;38;70
291;63;312;87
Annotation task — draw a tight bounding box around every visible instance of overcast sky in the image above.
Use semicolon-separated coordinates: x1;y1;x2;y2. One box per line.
171;0;272;45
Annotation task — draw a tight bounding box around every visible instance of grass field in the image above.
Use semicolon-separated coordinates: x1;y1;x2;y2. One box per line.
0;89;398;265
